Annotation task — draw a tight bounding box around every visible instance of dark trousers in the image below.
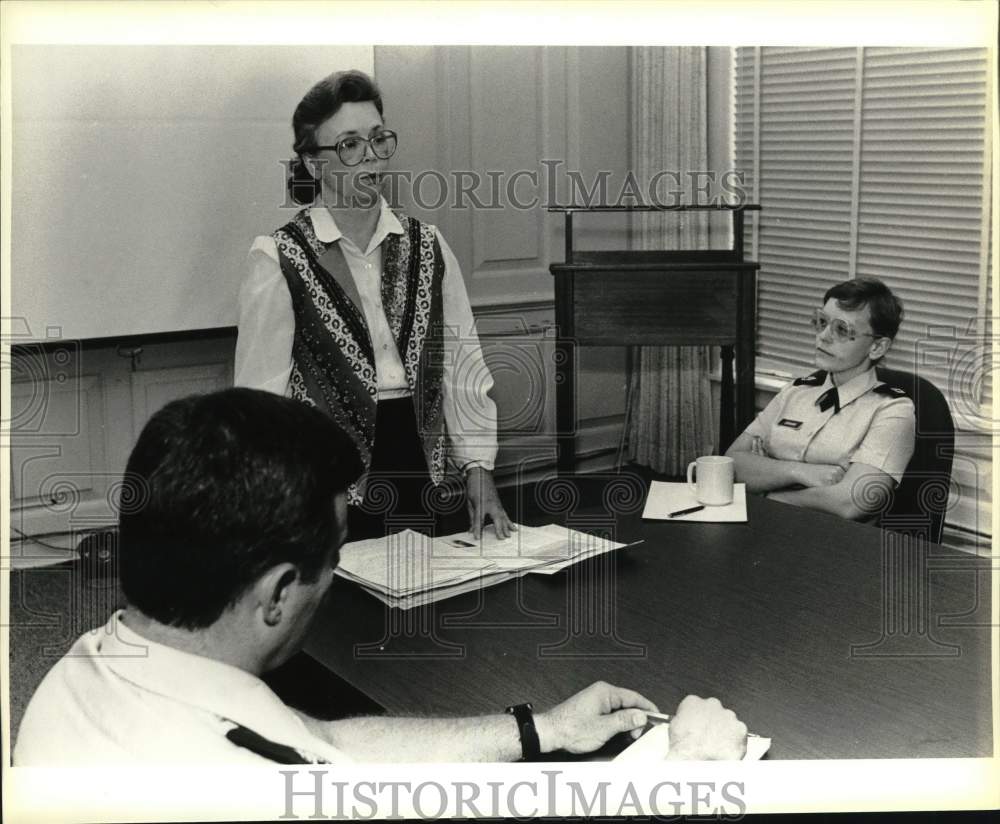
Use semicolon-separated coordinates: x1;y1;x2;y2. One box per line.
347;398;443;540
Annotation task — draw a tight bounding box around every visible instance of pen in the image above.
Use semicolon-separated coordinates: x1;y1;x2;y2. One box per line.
668;505;705;518
643;711;761;737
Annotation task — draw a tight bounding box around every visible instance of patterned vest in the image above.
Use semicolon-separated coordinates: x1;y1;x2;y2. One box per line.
272;208;447;503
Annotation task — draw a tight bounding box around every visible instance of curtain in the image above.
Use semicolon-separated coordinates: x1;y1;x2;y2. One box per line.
626;47;717;475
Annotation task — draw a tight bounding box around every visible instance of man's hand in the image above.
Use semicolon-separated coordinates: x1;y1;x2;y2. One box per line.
465;466;516;540
792;462;846;488
750;436;769;457
534;682;658;754
664;695;747;760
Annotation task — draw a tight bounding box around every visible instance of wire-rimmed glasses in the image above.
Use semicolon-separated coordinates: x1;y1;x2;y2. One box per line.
810;308;877;343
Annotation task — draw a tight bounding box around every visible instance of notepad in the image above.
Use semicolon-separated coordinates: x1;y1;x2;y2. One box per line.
613;723;771;761
641;481;748;523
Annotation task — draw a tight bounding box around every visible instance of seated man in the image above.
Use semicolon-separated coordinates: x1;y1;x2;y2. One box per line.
726;277;915;521
15;388;746;764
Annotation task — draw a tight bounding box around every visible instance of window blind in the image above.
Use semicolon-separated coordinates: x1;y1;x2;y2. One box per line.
857;47;990;415
734;46;993;536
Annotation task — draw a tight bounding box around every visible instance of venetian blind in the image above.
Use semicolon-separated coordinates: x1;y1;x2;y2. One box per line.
734;46;994;537
734;46;991;414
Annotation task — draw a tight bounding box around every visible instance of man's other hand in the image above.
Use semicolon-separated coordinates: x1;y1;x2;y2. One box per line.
664;695;748;760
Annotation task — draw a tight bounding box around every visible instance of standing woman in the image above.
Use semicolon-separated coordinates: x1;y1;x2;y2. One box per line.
235;70;513;540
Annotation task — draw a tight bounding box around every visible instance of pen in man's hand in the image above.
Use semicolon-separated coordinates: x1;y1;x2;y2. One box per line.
668;505;705;518
643;711;760;737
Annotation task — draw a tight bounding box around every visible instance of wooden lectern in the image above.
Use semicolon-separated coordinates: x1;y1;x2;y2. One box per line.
548;205;761;474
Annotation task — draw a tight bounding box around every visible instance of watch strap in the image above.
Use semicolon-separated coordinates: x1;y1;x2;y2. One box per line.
504;702;540;761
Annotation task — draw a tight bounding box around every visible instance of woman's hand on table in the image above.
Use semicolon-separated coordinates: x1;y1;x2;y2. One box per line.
465;466;516;540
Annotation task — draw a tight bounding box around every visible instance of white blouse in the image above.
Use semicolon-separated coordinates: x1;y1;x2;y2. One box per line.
234;202;498;471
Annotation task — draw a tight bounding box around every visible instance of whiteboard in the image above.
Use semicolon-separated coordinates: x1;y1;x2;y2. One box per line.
10;45;374;342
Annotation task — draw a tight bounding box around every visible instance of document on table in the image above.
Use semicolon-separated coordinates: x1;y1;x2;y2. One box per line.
336;530;495;595
336;524;637;608
641;481;748;523
613;723;771;761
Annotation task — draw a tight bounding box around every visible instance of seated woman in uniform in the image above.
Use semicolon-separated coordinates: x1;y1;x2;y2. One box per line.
725;277;915;521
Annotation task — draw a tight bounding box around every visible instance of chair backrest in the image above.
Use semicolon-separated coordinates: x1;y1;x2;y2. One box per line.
875;366;955;544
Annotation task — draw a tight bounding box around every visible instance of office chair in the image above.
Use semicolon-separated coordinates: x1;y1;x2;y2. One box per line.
875;366;955;544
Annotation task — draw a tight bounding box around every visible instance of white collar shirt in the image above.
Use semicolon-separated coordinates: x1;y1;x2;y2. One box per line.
234;198;497;470
306;203;409;398
14;611;351;765
744;368;915;483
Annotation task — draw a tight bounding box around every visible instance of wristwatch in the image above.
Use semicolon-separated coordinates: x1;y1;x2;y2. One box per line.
504;702;541;761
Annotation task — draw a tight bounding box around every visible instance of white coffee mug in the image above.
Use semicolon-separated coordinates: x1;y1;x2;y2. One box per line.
686;455;735;506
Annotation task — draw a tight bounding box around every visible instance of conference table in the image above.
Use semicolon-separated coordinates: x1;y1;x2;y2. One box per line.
305;481;993;760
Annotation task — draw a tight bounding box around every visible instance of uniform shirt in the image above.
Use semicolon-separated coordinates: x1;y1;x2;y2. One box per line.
13;611;351;766
744;368;915;483
234;200;497;471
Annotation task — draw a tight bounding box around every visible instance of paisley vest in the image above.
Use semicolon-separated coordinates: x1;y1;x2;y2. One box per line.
272;209;447;503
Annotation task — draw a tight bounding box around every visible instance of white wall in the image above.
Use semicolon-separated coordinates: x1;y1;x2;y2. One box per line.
10;45;373;342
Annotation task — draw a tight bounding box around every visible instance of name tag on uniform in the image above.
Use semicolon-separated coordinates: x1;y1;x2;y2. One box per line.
778;418;803;429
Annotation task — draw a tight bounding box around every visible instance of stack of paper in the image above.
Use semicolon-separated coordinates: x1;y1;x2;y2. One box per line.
613;722;771;761
336;524;635;609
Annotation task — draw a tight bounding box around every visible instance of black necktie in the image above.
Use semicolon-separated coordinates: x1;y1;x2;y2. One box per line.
817;386;840;414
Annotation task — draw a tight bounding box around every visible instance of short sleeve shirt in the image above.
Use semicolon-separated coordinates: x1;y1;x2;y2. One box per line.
14;611;352;765
743;368;916;483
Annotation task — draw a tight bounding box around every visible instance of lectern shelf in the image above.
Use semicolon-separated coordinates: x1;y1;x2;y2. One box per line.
547;205;761;472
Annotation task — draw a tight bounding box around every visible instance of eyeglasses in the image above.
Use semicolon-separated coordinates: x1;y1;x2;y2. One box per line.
810;308;877;343
312;130;398;167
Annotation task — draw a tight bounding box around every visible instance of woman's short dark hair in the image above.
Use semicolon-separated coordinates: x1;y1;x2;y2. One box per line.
823;277;904;340
118;388;363;630
287;69;384;205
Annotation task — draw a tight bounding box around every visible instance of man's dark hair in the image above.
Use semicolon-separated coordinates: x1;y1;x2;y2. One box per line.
287;69;385;205
823;277;904;340
118;388;363;630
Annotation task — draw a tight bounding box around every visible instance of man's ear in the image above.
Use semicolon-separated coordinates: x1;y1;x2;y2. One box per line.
869;336;891;362
252;563;300;627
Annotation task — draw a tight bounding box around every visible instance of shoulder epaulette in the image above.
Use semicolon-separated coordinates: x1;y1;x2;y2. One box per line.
793;370;827;387
225;724;328;765
872;383;910;399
